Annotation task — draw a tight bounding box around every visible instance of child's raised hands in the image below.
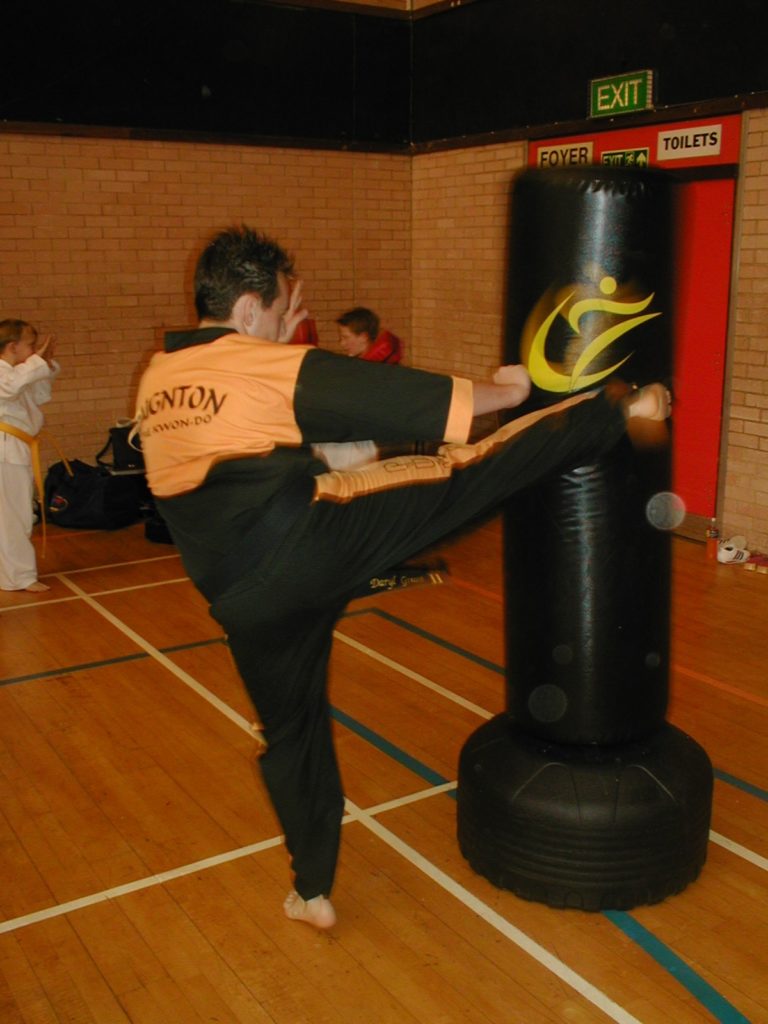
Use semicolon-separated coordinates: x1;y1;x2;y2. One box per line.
36;334;57;365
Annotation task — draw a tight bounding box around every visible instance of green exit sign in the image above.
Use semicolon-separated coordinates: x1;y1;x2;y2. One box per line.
589;70;654;119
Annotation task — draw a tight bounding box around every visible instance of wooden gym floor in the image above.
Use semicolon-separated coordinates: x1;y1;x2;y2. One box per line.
0;516;766;1024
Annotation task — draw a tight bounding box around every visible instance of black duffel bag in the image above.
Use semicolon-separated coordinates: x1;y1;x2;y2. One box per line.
44;458;143;530
96;420;144;471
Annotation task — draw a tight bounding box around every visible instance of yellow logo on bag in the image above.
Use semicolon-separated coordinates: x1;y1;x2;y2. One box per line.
521;275;661;393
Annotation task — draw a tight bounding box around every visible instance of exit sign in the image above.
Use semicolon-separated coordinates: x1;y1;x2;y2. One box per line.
589;70;654;119
601;147;650;168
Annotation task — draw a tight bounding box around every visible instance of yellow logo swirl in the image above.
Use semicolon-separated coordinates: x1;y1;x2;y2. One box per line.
521;275;661;393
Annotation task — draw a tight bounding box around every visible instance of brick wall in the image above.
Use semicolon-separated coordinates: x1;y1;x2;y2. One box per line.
722;110;768;554
411;142;526;377
1;119;767;550
0;133;410;469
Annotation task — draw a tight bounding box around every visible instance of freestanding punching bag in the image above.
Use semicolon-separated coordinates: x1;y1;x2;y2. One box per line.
457;167;714;911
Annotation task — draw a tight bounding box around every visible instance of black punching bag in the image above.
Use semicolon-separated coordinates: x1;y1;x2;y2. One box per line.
457;167;713;911
504;167;673;745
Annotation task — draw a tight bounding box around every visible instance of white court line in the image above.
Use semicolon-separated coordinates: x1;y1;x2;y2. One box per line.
710;831;768;871
0;790;451;935
336;630;768;875
0;789;642;1024
42;553;181;577
0;836;284;935
7;575;768;880
0;575;186;616
362;781;457;816
56;574;253;733
344;799;644;1024
29;579;643;1022
9;575;768;882
0;594;81;613
334;631;493;720
87;577;189;597
5;569;764;1023
0;557;186;615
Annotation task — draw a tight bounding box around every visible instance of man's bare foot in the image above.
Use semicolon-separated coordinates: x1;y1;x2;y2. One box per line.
283;891;337;930
24;581;50;592
625;383;671;421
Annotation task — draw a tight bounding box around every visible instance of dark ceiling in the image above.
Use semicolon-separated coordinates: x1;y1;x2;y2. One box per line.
2;0;765;148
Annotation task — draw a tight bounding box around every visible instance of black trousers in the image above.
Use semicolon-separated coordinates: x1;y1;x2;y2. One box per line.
215;392;627;899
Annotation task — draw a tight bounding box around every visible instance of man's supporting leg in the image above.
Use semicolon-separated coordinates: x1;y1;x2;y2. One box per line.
226;607;346;907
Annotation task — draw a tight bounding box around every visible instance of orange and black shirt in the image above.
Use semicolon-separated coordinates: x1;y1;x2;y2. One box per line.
136;328;473;500
134;328;474;576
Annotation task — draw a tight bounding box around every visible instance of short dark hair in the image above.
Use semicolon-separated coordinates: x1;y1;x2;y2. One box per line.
336;306;379;340
194;226;295;321
0;318;35;353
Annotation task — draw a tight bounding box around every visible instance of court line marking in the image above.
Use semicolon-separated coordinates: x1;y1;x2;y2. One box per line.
346;606;503;674
336;620;768;805
41;553;181;575
1;652;150;687
337;708;757;1024
354;593;768;712
2;695;755;1023
0;594;81;613
4;582;758;1023
344;799;645;1024
28;575;643;1024
3;585;767;809
334;632;494;720
710;831;768;871
85;577;190;596
0;639;223;688
431;575;768;711
0;787;456;935
55;575;252;732
11;552;768;709
604;911;751;1024
0;797;641;1022
25;542;768;708
6;565;768;1019
0;835;284;935
0;576;191;614
672;664;768;710
364;781;457;815
3;585;767;810
710;770;768;803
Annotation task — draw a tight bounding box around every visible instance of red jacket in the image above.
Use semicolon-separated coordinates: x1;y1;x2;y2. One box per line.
361;330;402;364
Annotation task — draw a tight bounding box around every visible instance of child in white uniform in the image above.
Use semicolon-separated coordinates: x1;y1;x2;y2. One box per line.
0;319;60;592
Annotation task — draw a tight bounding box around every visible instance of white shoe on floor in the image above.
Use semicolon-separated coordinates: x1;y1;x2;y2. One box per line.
717;538;751;564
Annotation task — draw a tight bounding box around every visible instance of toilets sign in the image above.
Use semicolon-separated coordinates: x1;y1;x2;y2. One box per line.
589;70;654;119
656;124;722;161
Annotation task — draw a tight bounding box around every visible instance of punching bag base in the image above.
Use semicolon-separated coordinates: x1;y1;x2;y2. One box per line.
457;716;713;912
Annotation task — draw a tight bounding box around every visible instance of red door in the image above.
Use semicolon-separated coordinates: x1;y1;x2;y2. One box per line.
529;117;740;522
672;177;735;517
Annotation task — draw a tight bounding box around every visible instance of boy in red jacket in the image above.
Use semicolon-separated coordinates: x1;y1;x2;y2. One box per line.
337;307;402;364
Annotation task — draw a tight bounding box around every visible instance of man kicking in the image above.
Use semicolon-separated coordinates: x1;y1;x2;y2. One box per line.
134;226;669;929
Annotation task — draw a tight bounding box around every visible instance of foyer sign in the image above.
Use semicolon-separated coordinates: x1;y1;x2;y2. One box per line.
589;70;654;118
537;142;594;167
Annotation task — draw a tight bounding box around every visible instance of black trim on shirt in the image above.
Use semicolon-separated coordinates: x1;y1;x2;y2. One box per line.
164;327;237;352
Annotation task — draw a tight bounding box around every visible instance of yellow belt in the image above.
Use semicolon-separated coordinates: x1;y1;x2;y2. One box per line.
0;423;71;554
